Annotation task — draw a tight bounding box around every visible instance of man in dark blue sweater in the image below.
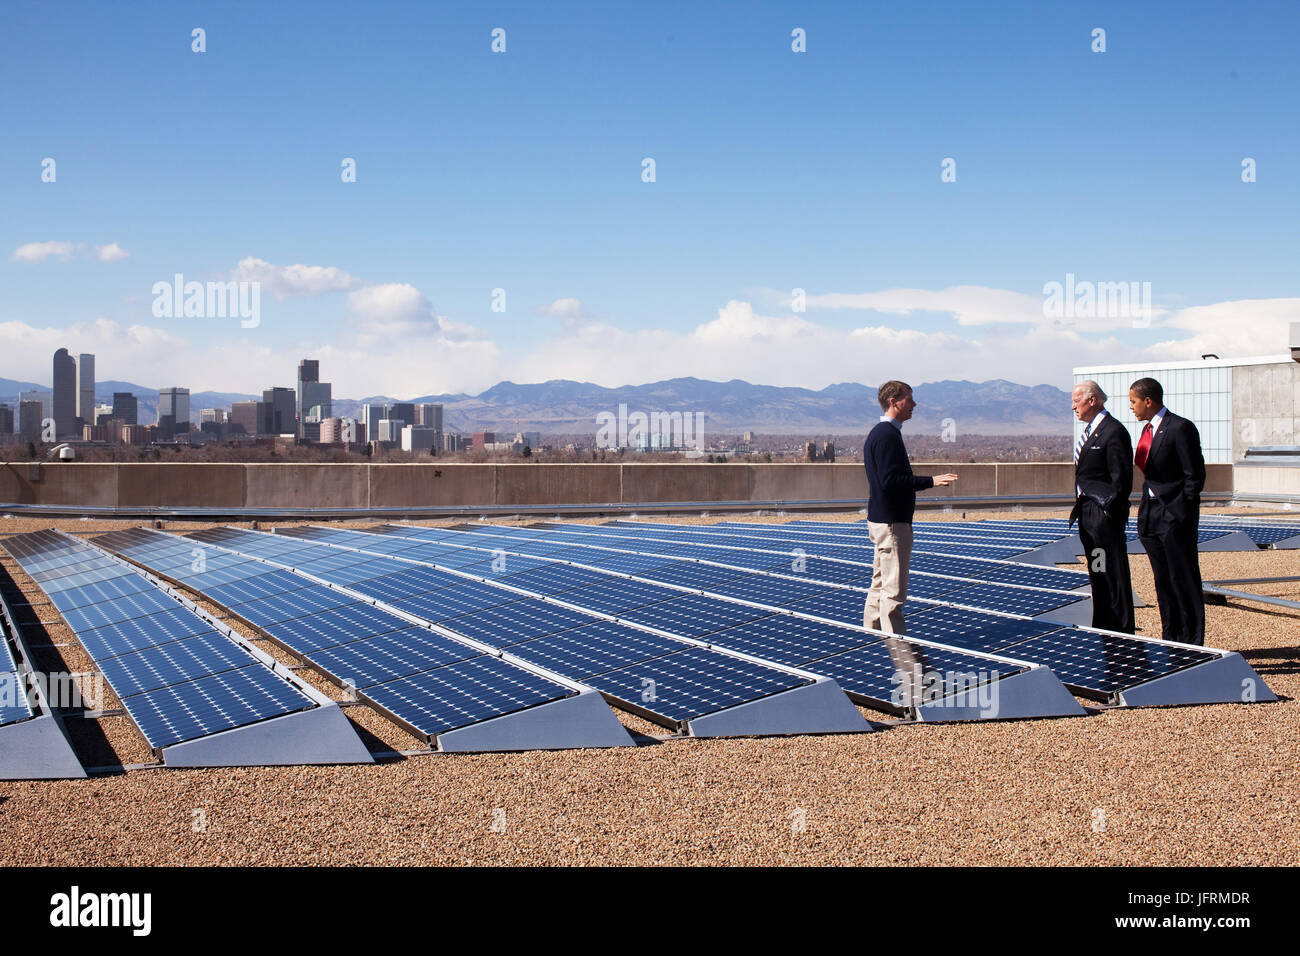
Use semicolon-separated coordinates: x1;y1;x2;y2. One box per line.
863;381;958;634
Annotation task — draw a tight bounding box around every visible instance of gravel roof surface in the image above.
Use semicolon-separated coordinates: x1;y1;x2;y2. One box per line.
1;509;1296;866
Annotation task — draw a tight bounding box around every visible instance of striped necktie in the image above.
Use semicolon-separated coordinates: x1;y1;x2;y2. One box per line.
1074;420;1094;465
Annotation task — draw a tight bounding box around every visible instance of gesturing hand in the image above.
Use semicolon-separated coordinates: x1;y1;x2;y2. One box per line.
932;473;959;487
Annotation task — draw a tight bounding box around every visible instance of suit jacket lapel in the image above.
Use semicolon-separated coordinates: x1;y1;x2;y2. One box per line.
1148;412;1172;463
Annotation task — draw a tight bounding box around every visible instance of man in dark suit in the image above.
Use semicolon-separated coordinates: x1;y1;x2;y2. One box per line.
1069;380;1135;633
1129;377;1207;645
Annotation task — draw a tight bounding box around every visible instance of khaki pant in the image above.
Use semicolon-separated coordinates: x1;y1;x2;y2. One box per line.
863;521;913;634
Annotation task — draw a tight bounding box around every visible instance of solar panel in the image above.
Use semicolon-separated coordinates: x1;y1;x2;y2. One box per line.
551;578;683;615
438;599;597;648
704;614;880;667
361;655;572;739
780;589;873;627
495;563;611;596
938;583;1083;617
506;620;684;680
96;631;253;698
901;606;1065;654
124;663;313;749
305;626;481;689
388;582;528;622
619;594;776;638
230;588;358;628
260;601;414;653
636;562;751;590
60;589;181;632
807;638;1022;710
74;608;224;661
582;645;809;722
998;630;1220;697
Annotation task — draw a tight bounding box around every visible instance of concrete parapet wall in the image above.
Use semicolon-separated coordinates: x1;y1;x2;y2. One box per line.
0;460;1235;511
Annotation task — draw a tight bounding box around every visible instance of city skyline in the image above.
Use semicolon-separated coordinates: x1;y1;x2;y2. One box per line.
3;2;1298;399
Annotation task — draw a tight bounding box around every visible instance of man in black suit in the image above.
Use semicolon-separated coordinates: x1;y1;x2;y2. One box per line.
1069;380;1135;633
1129;377;1207;645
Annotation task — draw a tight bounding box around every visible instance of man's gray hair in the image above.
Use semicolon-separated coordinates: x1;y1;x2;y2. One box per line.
1075;379;1107;403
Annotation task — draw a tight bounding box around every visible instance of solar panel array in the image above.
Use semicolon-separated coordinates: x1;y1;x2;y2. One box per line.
360;521;1229;703
266;525;1043;714
0;617;32;726
92;527;577;741
96;526;824;731
1;530;315;750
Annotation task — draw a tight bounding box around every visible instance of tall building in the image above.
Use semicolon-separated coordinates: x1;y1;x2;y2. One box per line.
19;389;51;421
389;402;415;427
231;400;266;437
401;425;437;453
361;404;387;442
0;405;13;436
112;392;138;426
52;348;76;438
377;419;403;443
18;401;43;442
76;353;95;426
416;404;443;430
262;387;296;434
297;359;332;440
158;387;191;433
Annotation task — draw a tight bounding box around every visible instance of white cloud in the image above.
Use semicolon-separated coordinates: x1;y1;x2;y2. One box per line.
12;241;77;263
231;257;359;298
535;297;588;318
807;285;1047;325
5;285;1295;404
95;243;130;262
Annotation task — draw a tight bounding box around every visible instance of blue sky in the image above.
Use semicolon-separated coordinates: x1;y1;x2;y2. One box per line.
2;0;1297;399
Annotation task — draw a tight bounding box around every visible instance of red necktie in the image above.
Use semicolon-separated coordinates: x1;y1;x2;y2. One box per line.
1135;422;1153;471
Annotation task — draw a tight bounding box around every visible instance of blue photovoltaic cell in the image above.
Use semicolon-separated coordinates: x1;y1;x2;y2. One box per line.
384;581;526;621
506;620;684;680
938;583;1082;617
361;655;571;738
438;599;597;648
346;566;467;603
228;587;356;625
553;578;683;615
260;601;413;653
636;562;751;590
324;558;413;585
620;594;775;638
0;634;32;724
60;589;181;632
781;588;872;627
704;614;880;667
306;626;481;689
901;606;1065;654
584;645;809;722
998;630;1219;696
50;576;157;609
96;631;253;698
75;608;223;661
203;570;311;607
496;563;611;596
581;553;679;575
454;555;552;580
766;556;874;585
124;663;313;749
808;638;1021;709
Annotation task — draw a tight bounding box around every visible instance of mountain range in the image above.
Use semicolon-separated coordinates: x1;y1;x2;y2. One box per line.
0;376;1074;435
